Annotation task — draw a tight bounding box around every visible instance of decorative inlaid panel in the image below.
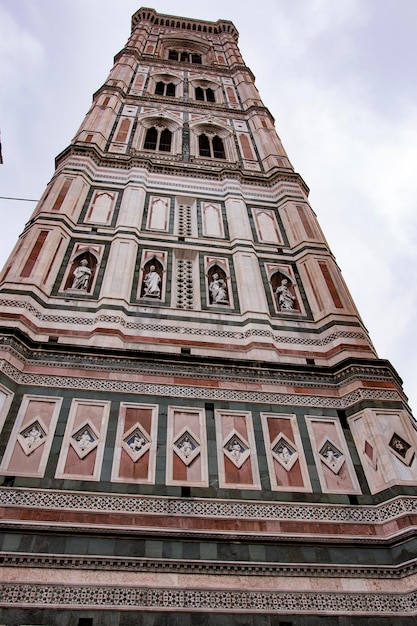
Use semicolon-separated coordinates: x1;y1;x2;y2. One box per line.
349;409;417;494
0;395;62;478
215;410;260;490
252;207;282;244
166;406;208;487
0;383;14;435
306;416;361;495
111;402;158;484
55;399;110;481
261;413;312;492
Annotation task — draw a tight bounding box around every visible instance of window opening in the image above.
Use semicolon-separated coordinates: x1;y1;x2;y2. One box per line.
198;134;225;159
143;127;172;152
144;127;158;150
155;81;176;97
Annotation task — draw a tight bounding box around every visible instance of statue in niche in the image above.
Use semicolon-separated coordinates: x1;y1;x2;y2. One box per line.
209;273;228;304
71;259;92;291
276;278;296;311
143;265;161;298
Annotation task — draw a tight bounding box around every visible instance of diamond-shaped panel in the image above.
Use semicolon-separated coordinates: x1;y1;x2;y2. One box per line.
389;432;415;466
223;431;250;469
70;422;99;459
17;419;47;456
271;433;298;471
319;439;345;474
122;424;151;463
173;428;200;466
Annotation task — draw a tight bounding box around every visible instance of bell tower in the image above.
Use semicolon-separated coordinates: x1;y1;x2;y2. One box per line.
0;8;416;625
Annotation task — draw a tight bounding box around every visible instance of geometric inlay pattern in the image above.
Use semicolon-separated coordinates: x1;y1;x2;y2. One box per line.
319;438;345;474
0;360;403;410
271;433;298;471
1;583;417;614
176;259;194;310
122;423;151;463
0;298;369;347
389;432;415;467
364;439;377;470
1;488;417;525
17;418;47;456
173;427;200;466
223;430;250;469
69;421;100;460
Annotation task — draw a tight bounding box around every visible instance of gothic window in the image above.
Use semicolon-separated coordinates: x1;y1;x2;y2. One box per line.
198;134;225;159
168;49;202;64
195;87;215;102
155;81;176;97
143;127;172;152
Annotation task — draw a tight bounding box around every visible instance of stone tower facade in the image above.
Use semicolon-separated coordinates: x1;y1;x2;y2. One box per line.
0;8;417;625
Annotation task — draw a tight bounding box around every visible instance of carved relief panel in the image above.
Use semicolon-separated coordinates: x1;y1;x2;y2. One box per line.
0;395;62;478
305;416;361;495
260;413;312;492
215;409;261;490
55;399;110;481
166;406;208;487
111;403;158;484
349;409;417;494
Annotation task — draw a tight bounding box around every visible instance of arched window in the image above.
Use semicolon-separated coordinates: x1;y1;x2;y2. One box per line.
144;127;158;150
198;134;211;157
155;81;165;95
155;81;176;97
195;87;215;102
168;49;202;64
143;127;172;152
198;134;225;159
159;128;172;152
212;135;225;159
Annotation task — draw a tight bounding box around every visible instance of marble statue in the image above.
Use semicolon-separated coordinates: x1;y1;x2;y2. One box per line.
209;273;228;304
276;278;295;311
129;434;145;452
71;259;92;290
143;265;161;297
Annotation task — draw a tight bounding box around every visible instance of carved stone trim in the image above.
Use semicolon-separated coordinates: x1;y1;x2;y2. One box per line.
1;488;417;526
0;360;402;410
2;552;417;580
0;582;416;615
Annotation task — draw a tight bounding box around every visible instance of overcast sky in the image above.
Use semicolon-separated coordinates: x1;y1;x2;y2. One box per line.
1;0;416;412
